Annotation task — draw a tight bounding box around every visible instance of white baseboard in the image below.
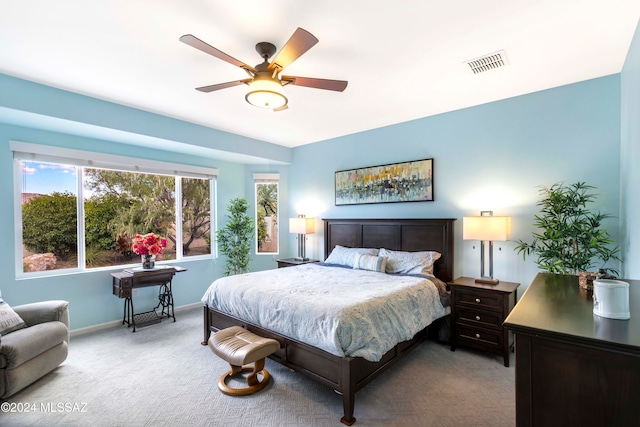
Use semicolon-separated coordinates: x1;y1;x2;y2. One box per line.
70;302;203;338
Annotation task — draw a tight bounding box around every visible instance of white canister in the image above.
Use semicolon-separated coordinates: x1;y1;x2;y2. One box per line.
593;279;630;320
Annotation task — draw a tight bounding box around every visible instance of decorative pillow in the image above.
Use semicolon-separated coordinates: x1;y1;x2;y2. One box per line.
379;248;441;276
353;253;388;273
324;245;379;268
0;298;27;336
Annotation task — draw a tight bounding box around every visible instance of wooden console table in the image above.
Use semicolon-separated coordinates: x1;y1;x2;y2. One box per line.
111;266;186;332
504;273;640;426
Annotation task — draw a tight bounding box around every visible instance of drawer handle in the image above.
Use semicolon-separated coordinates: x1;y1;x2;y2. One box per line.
475;333;481;339
475;298;481;303
475;315;481;321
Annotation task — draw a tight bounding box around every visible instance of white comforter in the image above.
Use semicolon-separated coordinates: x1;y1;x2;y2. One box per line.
201;263;447;362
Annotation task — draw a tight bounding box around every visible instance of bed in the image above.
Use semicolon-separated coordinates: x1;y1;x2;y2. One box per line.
201;218;455;425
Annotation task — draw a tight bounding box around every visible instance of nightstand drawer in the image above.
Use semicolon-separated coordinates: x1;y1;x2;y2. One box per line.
456;307;503;329
455;289;502;311
457;324;503;349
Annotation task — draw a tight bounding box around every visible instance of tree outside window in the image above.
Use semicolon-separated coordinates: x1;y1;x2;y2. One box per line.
256;182;278;254
182;177;211;257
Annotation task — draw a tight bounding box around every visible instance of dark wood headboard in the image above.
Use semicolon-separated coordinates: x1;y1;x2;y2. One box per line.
323;218;456;283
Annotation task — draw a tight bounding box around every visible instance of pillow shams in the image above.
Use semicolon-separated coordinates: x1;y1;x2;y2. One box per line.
353;253;387;273
0;298;27;336
324;245;379;268
379;248;441;276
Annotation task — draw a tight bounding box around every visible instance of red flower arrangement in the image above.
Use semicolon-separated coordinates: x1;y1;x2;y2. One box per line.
132;233;167;256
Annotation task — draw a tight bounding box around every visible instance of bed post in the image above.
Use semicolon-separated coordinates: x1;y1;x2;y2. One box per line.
340;357;356;425
202;305;209;346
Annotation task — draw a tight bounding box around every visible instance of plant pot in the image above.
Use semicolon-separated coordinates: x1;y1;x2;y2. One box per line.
578;271;597;291
141;255;156;269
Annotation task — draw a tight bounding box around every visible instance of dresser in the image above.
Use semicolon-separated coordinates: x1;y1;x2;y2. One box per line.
448;277;519;367
504;273;640;426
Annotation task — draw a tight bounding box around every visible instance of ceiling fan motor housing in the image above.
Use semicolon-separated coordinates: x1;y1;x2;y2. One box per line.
255;42;277;60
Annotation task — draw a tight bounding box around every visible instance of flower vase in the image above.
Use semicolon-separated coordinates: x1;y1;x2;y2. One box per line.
142;254;156;269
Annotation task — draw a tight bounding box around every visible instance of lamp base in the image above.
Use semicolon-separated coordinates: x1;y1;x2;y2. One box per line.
475;277;500;285
294;256;309;262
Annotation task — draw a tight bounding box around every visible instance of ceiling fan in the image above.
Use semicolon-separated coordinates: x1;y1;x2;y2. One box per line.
179;27;348;111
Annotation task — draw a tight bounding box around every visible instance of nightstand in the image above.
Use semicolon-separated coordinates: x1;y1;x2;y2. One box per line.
448;277;519;367
276;258;319;268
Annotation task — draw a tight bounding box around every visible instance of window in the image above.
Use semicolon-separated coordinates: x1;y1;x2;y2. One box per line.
181;177;212;257
253;174;279;254
20;162;79;272
13;142;217;276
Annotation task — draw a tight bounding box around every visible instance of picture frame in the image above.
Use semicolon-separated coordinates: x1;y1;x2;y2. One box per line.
335;158;434;205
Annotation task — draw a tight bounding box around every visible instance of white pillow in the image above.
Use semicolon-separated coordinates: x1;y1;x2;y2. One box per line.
324;245;379;268
353;253;388;273
379;248;441;276
0;298;27;336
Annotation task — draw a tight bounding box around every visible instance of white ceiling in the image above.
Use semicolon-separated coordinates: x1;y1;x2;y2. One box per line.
1;1;639;149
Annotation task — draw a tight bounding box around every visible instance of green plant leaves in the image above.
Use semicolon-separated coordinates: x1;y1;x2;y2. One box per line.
514;182;620;276
22;192;78;258
216;198;255;276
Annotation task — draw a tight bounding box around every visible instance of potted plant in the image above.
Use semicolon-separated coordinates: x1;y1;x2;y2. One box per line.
216;198;255;276
514;182;620;289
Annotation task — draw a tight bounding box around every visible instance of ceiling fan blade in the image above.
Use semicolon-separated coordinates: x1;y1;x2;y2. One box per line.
180;34;255;72
282;76;348;92
268;28;319;71
273;105;289;112
196;79;251;93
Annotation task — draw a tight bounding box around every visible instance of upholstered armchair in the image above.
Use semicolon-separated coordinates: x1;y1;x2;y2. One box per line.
0;300;69;399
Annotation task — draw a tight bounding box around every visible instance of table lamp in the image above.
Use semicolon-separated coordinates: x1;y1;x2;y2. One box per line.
289;215;314;261
463;211;511;284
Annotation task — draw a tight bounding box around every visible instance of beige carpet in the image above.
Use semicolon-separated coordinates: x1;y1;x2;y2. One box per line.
2;306;515;426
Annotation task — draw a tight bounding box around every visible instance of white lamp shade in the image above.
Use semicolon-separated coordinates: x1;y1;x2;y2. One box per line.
289;217;314;234
245;78;287;109
463;216;511;241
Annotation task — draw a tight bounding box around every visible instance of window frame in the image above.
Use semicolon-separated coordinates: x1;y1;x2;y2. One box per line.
253;173;280;255
177;176;217;259
12;141;218;278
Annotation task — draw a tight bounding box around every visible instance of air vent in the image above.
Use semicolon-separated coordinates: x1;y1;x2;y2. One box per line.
465;50;507;74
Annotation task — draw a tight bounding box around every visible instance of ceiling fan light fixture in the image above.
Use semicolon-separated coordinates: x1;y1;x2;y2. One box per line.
181;28;346;109
245;77;287;109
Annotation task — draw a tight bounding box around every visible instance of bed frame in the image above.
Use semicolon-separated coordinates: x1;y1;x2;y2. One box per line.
202;218;455;425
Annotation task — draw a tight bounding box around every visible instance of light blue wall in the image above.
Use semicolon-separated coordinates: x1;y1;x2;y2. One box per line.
621;19;640;279
0;122;252;330
290;76;622;289
0;74;292;330
0;74;291;164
